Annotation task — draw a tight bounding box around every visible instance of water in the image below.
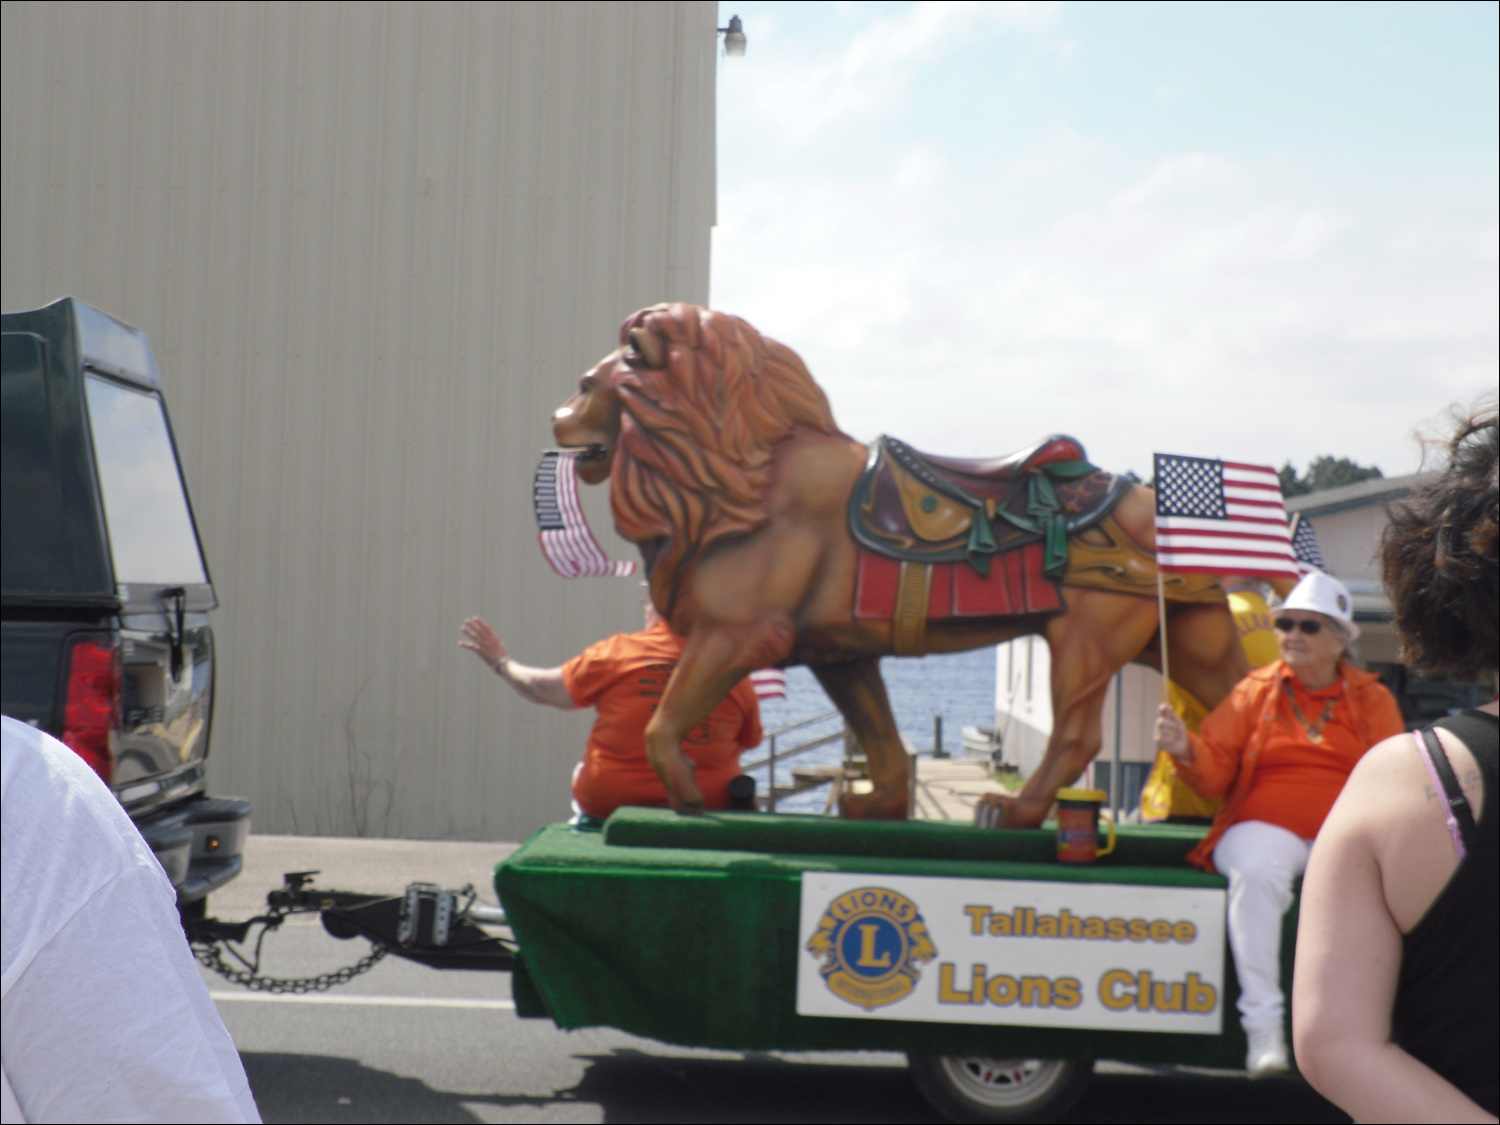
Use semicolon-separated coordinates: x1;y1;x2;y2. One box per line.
746;647;997;813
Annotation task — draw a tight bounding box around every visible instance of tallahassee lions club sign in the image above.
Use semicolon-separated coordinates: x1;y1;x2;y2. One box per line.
797;872;1226;1034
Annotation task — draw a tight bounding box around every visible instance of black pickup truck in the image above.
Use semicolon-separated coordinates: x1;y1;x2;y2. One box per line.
2;297;250;909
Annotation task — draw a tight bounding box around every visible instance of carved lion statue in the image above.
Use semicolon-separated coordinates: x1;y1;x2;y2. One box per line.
553;303;1248;823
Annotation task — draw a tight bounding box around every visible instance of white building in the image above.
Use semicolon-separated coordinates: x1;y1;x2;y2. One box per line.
993;636;1162;805
1285;473;1490;723
1285;473;1429;670
2;1;719;840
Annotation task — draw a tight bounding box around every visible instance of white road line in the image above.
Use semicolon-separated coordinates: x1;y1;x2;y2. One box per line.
210;991;514;1010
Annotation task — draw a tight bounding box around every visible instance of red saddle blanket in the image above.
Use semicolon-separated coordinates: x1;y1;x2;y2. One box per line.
854;543;1061;620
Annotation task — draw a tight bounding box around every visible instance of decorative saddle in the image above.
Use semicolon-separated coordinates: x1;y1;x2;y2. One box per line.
849;435;1130;579
848;435;1134;654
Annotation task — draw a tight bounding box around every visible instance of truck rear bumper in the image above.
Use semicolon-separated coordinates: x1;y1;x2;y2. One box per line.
139;796;252;903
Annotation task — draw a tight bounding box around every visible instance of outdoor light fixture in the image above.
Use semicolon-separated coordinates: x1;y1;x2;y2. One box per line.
719;14;746;57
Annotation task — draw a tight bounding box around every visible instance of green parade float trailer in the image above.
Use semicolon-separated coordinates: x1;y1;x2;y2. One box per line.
192;806;1299;1124
487;808;1297;1124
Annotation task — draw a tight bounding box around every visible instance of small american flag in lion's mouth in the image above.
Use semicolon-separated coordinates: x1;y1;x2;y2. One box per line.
532;449;788;699
532;450;637;578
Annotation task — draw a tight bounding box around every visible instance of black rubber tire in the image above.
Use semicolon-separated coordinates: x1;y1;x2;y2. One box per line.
907;1054;1094;1124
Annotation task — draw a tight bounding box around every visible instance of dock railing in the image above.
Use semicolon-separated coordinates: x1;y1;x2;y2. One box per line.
744;710;979;818
740;709;842;812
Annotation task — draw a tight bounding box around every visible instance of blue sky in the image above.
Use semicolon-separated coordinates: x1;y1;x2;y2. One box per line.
710;1;1498;478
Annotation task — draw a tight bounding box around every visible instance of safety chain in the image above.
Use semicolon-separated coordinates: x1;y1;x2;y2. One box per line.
194;939;389;994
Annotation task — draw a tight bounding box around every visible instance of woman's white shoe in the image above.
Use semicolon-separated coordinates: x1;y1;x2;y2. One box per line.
1246;1024;1290;1077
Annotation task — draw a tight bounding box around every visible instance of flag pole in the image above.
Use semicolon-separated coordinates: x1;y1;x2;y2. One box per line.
1156;566;1170;705
1151;451;1171;709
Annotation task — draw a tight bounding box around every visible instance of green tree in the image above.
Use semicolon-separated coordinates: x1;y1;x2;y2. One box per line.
1279;456;1383;497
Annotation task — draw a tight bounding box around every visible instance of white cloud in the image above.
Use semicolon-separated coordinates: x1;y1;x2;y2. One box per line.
711;6;1497;479
1108;154;1237;213
713;138;1496;477
1476;223;1500;264
734;1;1058;147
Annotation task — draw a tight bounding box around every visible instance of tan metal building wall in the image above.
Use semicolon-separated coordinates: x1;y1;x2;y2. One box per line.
1;0;717;840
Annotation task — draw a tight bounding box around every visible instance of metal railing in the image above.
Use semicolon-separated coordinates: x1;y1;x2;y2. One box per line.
742;709;981;817
740;709;842;812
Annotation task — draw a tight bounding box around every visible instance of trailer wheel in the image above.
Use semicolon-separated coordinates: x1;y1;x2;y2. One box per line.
907;1054;1093;1124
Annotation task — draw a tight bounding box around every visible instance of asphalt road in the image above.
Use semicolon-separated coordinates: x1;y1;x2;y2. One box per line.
206;836;1349;1124
201;922;1347;1124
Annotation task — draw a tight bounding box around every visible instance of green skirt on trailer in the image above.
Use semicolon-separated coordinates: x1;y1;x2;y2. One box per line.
494;807;1301;1070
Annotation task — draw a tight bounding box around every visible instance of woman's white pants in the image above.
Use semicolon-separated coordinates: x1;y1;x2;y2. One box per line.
1212;820;1312;1034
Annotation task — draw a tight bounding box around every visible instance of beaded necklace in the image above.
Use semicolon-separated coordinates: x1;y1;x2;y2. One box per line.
1282;679;1339;744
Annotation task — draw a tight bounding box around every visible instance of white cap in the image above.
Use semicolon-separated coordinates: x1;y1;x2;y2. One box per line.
1278;571;1359;640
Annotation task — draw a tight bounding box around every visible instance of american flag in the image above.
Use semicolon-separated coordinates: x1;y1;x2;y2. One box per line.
749;668;787;702
532;450;637;578
1287;512;1326;577
1153;453;1298;579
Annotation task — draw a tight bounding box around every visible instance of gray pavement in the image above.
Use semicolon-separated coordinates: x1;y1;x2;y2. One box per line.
206;835;1349;1124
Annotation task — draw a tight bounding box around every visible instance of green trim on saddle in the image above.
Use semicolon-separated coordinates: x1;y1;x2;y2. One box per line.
847;435;1131;579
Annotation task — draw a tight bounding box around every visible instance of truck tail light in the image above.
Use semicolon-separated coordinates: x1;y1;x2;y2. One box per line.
62;638;120;784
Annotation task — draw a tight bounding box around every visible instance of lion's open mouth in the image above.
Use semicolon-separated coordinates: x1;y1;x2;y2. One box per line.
575;444;610;463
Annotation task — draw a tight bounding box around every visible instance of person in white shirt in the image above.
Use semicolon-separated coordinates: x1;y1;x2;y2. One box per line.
1;715;260;1124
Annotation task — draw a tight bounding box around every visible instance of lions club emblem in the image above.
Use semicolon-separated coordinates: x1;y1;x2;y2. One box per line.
806;886;937;1011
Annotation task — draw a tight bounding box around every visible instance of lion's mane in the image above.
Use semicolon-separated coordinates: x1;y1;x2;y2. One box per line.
607;303;839;613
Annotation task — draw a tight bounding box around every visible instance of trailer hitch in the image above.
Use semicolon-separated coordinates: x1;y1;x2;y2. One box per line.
310;875;515;971
186;871;515;993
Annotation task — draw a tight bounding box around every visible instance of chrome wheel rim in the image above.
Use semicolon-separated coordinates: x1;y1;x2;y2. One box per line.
937;1057;1067;1107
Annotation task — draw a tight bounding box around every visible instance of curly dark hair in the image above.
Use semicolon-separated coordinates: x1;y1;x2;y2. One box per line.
1380;405;1498;681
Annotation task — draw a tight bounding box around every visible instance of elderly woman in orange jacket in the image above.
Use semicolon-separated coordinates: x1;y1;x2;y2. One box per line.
1155;571;1403;1077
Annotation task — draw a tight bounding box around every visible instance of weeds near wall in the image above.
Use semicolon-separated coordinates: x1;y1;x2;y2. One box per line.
340;673;409;837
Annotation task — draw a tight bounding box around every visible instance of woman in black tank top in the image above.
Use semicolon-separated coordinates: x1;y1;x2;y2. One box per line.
1391;710;1498;1115
1291;406;1497;1124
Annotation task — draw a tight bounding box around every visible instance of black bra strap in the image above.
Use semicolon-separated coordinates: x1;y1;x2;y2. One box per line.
1421;727;1477;853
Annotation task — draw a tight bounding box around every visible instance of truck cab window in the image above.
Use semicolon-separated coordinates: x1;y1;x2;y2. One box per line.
84;374;207;588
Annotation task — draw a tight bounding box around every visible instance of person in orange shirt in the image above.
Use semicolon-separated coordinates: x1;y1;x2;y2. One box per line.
459;602;762;825
1139;576;1284;823
1155;571;1403;1078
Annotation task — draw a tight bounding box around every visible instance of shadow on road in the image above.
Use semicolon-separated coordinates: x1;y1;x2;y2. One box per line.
525;1049;937;1122
242;1049;936;1124
243;1049;1349;1124
242;1054;484;1124
1071;1066;1350;1124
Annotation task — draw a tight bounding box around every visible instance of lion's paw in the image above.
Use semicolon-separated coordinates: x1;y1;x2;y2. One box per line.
839;788;909;821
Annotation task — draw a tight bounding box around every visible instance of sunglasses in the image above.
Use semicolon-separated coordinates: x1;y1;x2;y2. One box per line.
1274;617;1324;636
